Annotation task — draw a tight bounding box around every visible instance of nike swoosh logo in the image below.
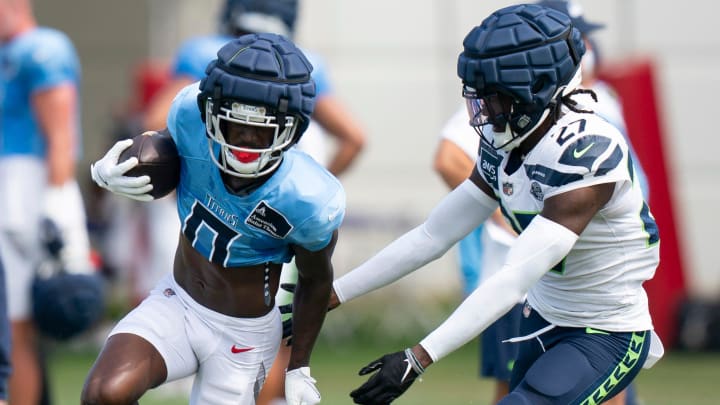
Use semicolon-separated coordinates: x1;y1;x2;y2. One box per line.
400;359;412;383
328;207;341;221
231;345;254;354
573;142;595;159
585;327;610;335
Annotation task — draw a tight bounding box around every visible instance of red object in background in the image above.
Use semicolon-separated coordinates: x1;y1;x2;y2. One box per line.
599;59;687;349
133;61;170;111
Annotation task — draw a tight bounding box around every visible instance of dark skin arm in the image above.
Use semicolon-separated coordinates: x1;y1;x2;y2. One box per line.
312;96;366;177
410;168;617;368
287;230;338;370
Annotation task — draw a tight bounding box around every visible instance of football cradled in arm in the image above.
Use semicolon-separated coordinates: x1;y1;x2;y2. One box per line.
91;130;180;201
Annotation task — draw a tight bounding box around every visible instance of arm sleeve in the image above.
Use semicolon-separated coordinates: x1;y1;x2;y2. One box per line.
419;215;578;362
333;180;498;302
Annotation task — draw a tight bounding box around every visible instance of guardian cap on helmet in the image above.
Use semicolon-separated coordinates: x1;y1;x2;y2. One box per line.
457;4;585;151
198;33;316;178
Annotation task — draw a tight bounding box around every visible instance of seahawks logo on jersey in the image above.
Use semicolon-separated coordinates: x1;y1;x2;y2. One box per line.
525;121;623;188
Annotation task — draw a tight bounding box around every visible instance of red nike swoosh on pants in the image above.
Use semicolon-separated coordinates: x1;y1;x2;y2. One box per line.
231;345;254;354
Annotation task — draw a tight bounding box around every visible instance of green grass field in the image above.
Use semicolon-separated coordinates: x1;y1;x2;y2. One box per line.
47;339;719;405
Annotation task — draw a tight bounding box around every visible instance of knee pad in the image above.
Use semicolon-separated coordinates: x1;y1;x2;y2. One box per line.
498;391;537;405
524;344;590;397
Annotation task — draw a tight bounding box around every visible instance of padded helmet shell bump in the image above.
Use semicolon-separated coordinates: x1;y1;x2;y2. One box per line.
197;33;316;177
457;4;585;138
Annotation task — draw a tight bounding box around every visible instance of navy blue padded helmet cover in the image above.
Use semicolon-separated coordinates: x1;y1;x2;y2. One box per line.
457;4;585;108
32;273;105;340
220;0;299;36
198;33;316;136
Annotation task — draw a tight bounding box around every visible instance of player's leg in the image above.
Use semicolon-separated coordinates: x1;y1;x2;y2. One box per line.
504;306;650;404
81;275;198;404
82;333;166;404
8;320;41;405
188;289;282;404
482;304;523;405
0;157;46;405
0;254;10;405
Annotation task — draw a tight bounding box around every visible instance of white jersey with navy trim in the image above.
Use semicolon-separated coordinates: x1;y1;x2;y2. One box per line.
477;108;659;331
166;83;345;268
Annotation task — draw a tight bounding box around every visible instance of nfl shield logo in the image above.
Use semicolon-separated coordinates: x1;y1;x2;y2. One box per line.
502;182;514;196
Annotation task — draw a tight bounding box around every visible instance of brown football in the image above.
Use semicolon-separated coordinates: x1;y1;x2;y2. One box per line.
118;131;180;199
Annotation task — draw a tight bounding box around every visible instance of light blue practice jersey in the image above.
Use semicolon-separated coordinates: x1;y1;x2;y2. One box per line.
0;28;81;157
166;83;345;268
172;34;331;98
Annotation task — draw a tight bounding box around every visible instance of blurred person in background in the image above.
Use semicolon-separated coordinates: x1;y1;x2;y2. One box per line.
143;0;366;177
83;33;342;405
0;0;94;403
434;107;522;405
323;4;664;404
0;252;10;405
537;0;649;201
136;1;365;403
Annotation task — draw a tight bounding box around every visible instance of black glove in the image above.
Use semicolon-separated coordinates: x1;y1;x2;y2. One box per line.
278;283;295;343
350;349;424;404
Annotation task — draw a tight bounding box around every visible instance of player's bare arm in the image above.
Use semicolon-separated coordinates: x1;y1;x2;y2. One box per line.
312;96;366;176
33;83;77;184
542;182;615;235
433;139;475;189
287;230;337;370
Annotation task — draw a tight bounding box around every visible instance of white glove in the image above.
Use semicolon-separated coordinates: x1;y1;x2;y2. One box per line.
90;139;154;201
44;181;93;273
285;367;321;405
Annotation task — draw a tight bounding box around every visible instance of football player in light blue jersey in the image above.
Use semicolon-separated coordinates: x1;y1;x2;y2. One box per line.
133;2;365;403
86;34;343;405
0;0;93;403
322;5;662;404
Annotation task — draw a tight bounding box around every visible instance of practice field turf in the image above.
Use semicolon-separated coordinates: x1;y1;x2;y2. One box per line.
47;339;718;404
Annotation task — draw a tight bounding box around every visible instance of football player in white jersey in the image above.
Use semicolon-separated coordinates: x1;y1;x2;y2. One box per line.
84;34;344;405
324;4;662;404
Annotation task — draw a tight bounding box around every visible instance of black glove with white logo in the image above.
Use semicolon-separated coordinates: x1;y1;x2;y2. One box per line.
278;283;296;342
350;349;424;404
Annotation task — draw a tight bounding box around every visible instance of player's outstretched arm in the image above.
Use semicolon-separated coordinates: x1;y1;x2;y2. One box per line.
284;230;339;405
419;183;614;362
333;176;498;304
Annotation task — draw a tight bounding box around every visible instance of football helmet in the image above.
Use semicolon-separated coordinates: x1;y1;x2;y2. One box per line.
198;33;315;178
32;219;105;341
219;0;298;38
457;4;585;151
